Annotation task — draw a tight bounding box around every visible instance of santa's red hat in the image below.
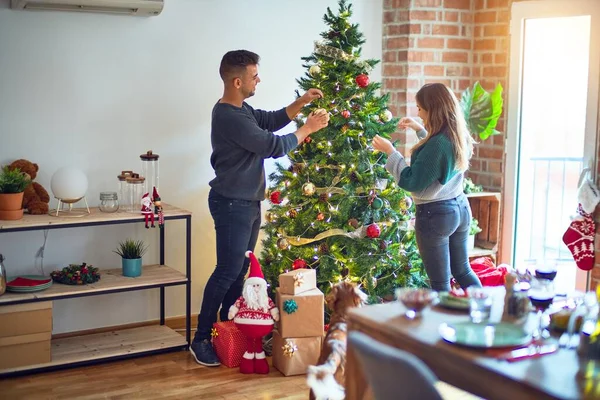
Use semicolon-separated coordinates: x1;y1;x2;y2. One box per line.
152;186;161;201
245;251;265;286
142;193;150;201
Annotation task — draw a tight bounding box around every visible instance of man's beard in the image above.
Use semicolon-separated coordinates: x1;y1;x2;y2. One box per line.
243;283;269;312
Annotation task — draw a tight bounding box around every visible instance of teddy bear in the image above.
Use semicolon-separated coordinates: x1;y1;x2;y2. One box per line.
7;159;50;215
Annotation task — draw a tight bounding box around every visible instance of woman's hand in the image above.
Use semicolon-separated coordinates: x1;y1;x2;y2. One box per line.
372;135;395;156
398;117;424;132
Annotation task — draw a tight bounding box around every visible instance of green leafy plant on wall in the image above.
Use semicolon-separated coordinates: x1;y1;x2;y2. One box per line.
461;82;504;141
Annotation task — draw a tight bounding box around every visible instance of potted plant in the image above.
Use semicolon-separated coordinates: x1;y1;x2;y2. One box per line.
468;218;483;251
0;166;30;220
461;81;504;141
113;239;147;278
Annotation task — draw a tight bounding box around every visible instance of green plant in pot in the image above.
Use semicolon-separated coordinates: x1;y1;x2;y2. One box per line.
461;81;504;141
114;239;148;278
0;166;31;220
468;218;483;251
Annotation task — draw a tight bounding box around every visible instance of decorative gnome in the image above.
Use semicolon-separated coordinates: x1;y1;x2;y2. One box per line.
562;168;600;271
152;186;164;228
140;193;155;229
228;251;279;374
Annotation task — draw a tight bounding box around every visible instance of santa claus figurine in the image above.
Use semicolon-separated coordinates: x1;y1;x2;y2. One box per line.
140;193;155;229
228;251;279;374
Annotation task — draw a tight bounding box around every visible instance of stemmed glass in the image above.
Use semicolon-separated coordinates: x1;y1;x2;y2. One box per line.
527;265;557;340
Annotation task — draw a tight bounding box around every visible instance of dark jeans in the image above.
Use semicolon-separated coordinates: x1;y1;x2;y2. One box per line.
414;194;482;292
194;189;261;341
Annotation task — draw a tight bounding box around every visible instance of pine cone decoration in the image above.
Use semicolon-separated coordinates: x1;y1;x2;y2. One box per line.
319;243;329;254
319;193;328;202
350;171;359;182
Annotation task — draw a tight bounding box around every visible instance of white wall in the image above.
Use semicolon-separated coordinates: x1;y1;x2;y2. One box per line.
0;0;382;334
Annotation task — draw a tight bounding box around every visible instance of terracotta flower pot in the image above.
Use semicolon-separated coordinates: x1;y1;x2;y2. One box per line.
0;192;25;220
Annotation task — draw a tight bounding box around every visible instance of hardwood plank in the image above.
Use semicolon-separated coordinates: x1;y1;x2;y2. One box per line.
0;264;187;305
0;325;186;374
0;203;191;232
465;192;501;200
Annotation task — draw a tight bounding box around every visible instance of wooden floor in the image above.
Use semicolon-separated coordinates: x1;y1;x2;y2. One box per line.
1;352;310;400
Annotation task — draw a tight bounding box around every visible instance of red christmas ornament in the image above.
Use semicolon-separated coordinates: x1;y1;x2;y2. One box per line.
366;223;380;238
270;191;282;204
317;212;325;221
304;137;312;144
341;110;351;119
292;259;308;270
355;74;369;88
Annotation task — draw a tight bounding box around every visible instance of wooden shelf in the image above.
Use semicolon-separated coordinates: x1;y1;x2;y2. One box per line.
465;191;501;200
468;246;497;258
0;265;187;306
0;325;187;375
0;203;191;233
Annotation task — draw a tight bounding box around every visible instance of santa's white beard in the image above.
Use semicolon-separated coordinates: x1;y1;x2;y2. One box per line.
243;282;269;312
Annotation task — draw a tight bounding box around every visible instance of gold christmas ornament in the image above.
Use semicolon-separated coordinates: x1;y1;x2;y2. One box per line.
277;238;290;250
288;209;298;218
265;212;276;223
302;182;316;196
282;340;298;357
309;65;321;76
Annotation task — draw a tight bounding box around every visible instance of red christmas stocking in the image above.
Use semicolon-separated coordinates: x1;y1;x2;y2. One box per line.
562;205;596;271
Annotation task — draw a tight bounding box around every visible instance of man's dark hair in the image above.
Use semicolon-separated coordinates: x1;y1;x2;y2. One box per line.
219;50;260;81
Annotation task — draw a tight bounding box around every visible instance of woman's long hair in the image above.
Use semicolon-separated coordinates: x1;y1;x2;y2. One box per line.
410;83;475;171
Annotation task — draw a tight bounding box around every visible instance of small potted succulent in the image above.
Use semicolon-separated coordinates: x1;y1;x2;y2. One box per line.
114;239;147;278
468;218;483;251
0;166;30;220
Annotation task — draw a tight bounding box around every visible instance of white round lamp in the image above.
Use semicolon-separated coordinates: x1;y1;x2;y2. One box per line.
49;167;90;217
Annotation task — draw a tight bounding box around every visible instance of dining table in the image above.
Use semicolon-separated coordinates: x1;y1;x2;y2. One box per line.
346;288;594;400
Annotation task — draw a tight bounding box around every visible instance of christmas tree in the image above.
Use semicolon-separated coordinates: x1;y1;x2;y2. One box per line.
260;0;428;305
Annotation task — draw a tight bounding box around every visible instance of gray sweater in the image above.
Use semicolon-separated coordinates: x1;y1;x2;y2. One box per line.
209;101;298;201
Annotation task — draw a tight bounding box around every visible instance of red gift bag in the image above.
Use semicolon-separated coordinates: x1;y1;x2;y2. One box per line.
212;321;247;368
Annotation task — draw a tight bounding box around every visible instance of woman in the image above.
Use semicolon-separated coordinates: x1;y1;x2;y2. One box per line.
372;83;482;292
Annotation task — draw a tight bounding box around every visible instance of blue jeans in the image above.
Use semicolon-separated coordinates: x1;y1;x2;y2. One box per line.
414;194;482;292
194;189;261;341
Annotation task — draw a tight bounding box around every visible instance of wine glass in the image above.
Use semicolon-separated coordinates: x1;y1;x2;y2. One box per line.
528;275;555;340
395;288;438;319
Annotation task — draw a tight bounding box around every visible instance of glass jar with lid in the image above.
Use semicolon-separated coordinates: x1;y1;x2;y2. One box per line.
117;171;133;211
99;192;119;213
125;174;145;213
140;150;159;197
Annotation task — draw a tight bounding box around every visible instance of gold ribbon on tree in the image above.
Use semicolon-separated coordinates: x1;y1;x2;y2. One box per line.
314;41;351;61
282;226;367;246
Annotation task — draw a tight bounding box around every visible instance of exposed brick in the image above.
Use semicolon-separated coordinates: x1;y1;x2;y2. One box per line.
442;51;469;63
444;0;471;10
495;53;507;64
410;10;437;20
481;53;493;63
387;37;410;49
383;64;408;76
488;160;502;173
408;79;422;89
497;10;510;23
383;51;397;62
474;38;497;51
384;11;397;24
418;37;445;48
475;11;496;23
397;10;411;21
424;65;445;76
486;0;509;8
425;78;452;86
414;0;443;6
447;38;472;50
392;92;407;104
457;79;472;91
408;65;423;75
411;24;423;34
397;50;409;61
474;26;482;37
492;134;504;147
386;24;411;36
461;26;472;37
384;78;407;90
446;65;470;76
445;11;459;22
474;0;485;8
484;25;509;36
491;175;502;189
432;24;460;36
478;147;503;160
470;159;482;170
496;118;505;132
483;66;506;77
408;51;436;62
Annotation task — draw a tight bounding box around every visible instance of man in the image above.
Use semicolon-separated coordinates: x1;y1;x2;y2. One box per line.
190;50;329;366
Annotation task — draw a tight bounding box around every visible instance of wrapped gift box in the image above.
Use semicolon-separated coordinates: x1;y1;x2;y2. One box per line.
212;321;246;368
272;330;322;376
276;288;324;338
278;268;317;295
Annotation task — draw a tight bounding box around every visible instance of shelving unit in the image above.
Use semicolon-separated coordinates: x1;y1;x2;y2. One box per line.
0;203;192;377
466;192;501;261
